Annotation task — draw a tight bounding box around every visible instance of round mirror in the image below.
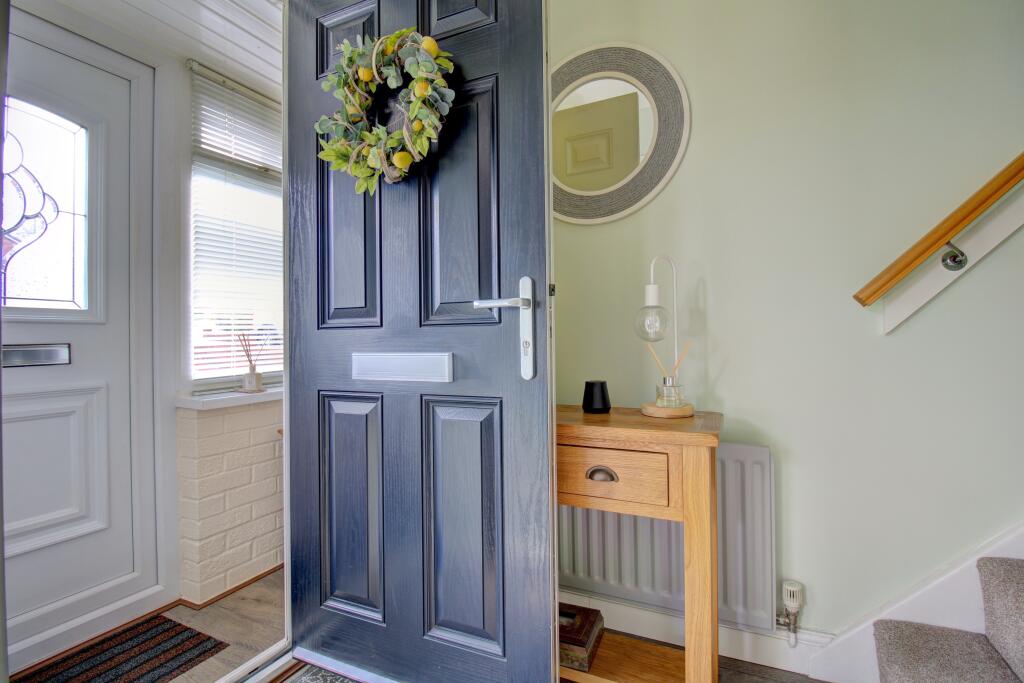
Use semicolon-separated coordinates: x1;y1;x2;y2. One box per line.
551;45;690;225
553;78;655;193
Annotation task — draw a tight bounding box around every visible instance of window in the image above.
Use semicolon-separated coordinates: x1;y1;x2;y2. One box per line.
2;98;88;310
189;66;283;384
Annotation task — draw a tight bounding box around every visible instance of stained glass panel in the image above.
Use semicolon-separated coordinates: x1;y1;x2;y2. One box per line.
2;97;88;310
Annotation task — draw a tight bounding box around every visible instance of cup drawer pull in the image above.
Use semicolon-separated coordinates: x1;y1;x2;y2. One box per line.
585;465;619;482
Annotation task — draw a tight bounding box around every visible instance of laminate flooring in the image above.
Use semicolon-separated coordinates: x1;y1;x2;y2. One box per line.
164;569;285;682
284;630;822;682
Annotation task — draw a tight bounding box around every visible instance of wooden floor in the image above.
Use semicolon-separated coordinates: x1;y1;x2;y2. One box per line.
287;631;818;682
562;631;686;682
558;631;816;683
164;569;285;682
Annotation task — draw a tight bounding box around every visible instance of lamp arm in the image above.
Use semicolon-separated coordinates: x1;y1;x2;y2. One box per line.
647;256;679;368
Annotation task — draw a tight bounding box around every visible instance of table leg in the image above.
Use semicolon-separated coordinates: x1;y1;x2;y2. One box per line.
683;445;718;682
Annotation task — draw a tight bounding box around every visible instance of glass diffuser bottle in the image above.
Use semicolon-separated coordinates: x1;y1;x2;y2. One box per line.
656;376;686;408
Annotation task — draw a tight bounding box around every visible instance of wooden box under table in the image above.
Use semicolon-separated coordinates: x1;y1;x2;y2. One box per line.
558;602;604;672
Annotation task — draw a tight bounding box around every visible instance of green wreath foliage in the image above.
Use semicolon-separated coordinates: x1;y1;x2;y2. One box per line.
314;27;455;195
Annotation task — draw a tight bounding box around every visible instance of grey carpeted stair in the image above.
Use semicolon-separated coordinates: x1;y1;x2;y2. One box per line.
979;557;1024;679
874;619;1018;682
874;556;1024;682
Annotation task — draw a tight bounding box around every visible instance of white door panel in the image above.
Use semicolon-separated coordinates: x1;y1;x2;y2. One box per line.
2;384;110;561
4;383;132;621
2;10;161;671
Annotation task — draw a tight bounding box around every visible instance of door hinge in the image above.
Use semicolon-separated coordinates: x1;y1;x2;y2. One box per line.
549;283;556;297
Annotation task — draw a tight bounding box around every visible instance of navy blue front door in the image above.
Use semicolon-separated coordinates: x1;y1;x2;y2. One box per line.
287;1;553;680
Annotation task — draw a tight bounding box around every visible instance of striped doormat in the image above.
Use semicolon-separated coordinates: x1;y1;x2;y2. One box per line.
14;615;228;683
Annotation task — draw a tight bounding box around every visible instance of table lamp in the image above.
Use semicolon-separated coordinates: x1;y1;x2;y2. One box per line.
634;255;693;418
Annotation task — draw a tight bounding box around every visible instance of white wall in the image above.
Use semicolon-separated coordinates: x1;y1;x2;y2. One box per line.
552;0;1024;634
177;401;284;604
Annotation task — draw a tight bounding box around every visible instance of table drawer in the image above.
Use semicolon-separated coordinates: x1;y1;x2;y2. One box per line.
557;445;668;506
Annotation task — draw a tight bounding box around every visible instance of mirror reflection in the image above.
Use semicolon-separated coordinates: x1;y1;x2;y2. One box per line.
552;78;654;192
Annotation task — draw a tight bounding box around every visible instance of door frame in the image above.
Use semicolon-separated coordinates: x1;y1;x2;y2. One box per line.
1;2;11;678
2;4;180;670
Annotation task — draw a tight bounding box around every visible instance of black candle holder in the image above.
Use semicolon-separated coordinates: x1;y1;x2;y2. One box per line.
582;380;611;414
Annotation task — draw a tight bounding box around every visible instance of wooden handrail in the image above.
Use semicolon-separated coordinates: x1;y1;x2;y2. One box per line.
853;151;1024;306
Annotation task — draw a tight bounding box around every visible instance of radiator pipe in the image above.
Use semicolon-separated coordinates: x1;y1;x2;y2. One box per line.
776;580;805;648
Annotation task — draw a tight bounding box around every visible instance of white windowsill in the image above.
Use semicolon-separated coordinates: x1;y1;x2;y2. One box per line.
176;386;284;411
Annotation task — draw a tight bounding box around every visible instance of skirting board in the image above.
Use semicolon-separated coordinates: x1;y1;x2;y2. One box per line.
179;563;284;610
559;589;833;676
807;518;1024;683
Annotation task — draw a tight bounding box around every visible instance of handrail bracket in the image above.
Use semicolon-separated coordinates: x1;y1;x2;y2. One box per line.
940;242;967;272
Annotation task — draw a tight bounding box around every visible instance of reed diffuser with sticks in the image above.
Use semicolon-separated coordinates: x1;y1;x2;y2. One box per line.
641;341;694;418
237;332;268;393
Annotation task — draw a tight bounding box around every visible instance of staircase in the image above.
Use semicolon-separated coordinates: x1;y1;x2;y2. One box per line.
874;557;1024;682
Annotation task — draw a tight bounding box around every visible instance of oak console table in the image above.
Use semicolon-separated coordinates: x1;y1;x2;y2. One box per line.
556;405;722;683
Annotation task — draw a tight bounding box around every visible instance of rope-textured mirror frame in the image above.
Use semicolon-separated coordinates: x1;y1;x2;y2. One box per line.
551;44;691;225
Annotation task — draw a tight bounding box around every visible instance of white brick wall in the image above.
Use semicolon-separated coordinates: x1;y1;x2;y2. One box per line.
176;400;284;604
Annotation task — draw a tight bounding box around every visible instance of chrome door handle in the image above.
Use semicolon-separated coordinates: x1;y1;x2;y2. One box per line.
472;297;531;310
472;276;535;380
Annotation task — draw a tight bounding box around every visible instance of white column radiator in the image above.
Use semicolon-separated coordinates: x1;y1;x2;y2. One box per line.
558;442;776;631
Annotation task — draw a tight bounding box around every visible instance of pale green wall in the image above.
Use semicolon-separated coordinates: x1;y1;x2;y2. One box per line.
551;0;1024;634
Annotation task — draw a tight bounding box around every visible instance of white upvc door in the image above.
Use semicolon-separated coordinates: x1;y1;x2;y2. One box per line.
2;10;164;671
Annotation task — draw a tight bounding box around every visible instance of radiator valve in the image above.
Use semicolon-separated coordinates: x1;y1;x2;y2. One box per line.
776;580;805;648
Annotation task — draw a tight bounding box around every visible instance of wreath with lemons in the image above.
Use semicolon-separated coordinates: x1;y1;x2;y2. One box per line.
315;27;455;195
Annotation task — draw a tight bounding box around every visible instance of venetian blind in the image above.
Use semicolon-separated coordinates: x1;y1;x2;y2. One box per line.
191;70;282;172
189;69;283;382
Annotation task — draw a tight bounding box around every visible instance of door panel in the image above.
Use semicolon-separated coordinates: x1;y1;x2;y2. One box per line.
289;0;551;680
319;165;381;328
420;76;498;326
322;392;385;622
422;396;503;655
422;0;495;39
2;385;109;562
317;0;378;79
316;2;382;330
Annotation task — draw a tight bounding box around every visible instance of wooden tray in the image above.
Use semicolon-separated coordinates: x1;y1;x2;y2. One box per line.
640;402;694;419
